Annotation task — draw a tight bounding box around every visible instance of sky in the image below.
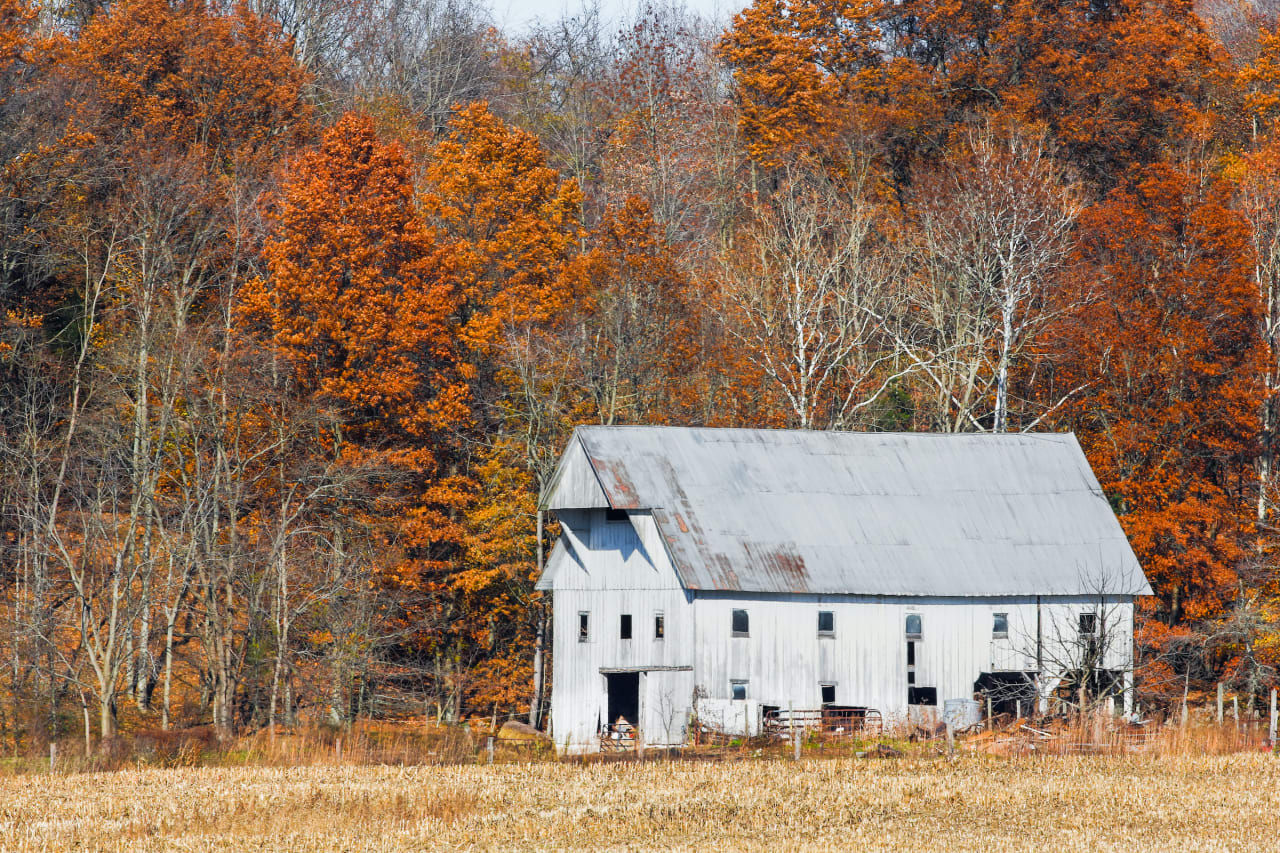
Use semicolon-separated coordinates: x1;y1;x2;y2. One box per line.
493;0;736;34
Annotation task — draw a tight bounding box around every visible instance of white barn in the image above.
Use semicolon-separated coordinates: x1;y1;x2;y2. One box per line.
536;426;1151;754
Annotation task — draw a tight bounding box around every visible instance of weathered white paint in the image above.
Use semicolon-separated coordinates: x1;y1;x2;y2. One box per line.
546;509;1138;753
542;426;1150;597
691;593;1132;727
549;510;695;752
543;440;609;510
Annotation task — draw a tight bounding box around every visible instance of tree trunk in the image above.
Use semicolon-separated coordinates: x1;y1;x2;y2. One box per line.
530;510;545;728
99;693;116;742
530;611;546;729
161;611;177;730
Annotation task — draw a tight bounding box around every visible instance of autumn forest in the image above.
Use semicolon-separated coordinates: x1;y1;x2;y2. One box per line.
0;0;1278;747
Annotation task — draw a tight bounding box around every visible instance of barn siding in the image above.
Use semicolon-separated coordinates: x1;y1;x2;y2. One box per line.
548;512;1137;753
691;594;1133;730
544;438;610;510
549;510;695;752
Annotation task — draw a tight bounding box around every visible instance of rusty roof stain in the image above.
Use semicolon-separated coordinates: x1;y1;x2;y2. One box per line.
552;426;1150;598
592;458;642;509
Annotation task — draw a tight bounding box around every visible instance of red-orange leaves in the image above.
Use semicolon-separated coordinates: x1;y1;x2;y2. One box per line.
242;113;467;446
983;0;1221;191
1055;165;1262;625
59;0;310;158
572;196;701;425
719;0;930;167
1240;27;1280;138
0;0;32;77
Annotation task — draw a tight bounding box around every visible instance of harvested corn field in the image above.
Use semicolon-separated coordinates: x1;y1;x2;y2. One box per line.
3;754;1278;852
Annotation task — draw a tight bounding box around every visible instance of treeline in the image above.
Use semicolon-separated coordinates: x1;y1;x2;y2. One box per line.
0;0;1277;747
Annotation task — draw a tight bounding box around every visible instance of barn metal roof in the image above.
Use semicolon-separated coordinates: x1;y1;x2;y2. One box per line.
541;426;1150;597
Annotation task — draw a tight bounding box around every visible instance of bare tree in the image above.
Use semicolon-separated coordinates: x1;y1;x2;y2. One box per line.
719;160;908;430
241;0;367;84
506;4;613;197
903;122;1084;433
597;3;730;255
340;0;502;132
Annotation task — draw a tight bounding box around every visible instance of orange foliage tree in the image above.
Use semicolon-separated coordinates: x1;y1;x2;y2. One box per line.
241;112;470;578
417;102;587;720
239;115;470;728
1049;165;1262;690
422;101;584;364
57;0;311;161
721;0;1224;190
0;0;30;76
719;0;936;172
569;196;702;425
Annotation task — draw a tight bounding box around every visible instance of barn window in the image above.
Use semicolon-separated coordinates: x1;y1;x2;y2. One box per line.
605;508;628;522
993;612;1009;639
731;680;748;700
620;614;632;640
820;683;836;705
817;610;835;636
907;641;916;667
1079;612;1098;636
905;613;922;638
578;611;590;642
654;612;665;640
731;609;749;636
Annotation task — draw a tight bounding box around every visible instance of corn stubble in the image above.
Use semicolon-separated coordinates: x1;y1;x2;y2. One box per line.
2;753;1277;852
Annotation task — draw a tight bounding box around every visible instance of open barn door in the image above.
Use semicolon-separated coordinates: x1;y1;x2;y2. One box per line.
604;672;640;746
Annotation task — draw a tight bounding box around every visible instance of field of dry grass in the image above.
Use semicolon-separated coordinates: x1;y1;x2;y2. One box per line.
3;751;1278;852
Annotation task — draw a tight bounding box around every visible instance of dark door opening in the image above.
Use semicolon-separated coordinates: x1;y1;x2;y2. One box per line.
605;672;640;732
974;672;1037;716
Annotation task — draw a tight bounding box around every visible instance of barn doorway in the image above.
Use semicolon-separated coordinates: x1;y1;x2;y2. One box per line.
974;672;1037;717
605;672;640;732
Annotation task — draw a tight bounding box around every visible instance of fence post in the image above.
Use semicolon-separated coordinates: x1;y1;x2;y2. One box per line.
1233;696;1239;727
789;703;800;761
486;736;494;765
986;695;993;731
1217;682;1224;724
1015;700;1022;720
946;721;955;756
335;738;341;762
49;742;56;773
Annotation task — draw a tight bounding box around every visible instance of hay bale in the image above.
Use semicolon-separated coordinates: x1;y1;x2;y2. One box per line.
498;720;547;741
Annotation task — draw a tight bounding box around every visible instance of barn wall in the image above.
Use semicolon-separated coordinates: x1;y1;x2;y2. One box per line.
543;439;610;510
549;510;694;753
690;594;1135;731
548;511;1136;751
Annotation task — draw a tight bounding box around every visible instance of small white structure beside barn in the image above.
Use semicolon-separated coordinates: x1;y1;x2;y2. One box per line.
536;427;1150;754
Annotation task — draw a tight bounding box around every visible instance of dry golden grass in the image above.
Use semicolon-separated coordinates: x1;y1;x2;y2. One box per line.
2;751;1278;852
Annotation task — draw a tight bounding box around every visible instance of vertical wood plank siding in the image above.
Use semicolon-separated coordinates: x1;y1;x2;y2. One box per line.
550;510;695;752
549;511;1136;752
